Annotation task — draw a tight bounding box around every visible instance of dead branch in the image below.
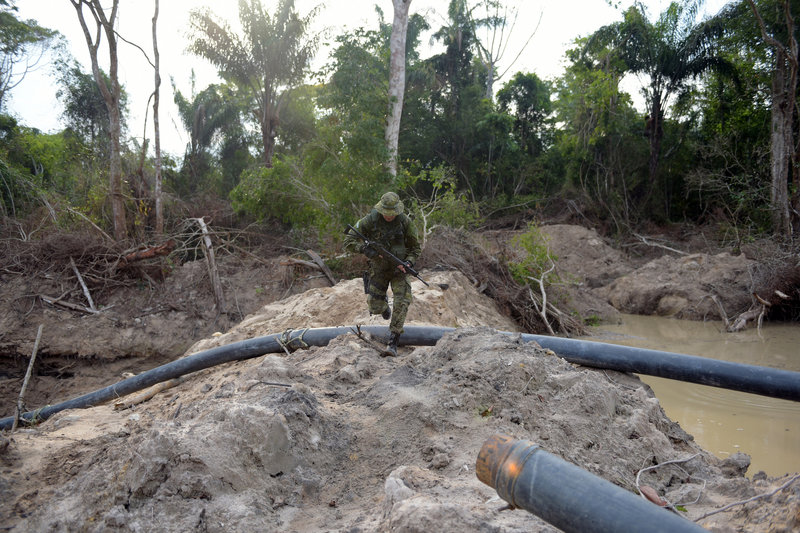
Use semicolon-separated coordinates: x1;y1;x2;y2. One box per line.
632;233;688;256
306;249;336;286
65;206;114;242
281;258;319;269
695;473;800;522
70;257;97;312
114;376;186;410
635;453;705;514
40;294;99;315
12;324;43;431
527;286;555;336
350;325;390;356
710;295;730;329
192;217;226;313
727;304;766;332
120;240;176;264
525;260;557;336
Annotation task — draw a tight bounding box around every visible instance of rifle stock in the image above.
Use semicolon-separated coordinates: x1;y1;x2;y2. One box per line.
346;224;429;287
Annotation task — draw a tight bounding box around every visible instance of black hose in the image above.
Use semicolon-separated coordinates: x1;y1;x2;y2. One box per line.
2;325;798;430
519;332;800;402
477;434;708;533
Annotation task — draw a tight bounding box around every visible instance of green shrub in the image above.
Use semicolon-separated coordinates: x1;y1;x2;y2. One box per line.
508;221;559;285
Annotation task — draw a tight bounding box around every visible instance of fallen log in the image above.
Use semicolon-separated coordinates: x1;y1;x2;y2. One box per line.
121;240;176;264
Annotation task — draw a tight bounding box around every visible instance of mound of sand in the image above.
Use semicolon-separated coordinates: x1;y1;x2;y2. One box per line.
2;270;797;532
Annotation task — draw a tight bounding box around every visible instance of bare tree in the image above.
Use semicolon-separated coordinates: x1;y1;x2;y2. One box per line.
469;0;540;101
152;0;163;234
0;3;57;111
69;0;127;240
385;0;411;179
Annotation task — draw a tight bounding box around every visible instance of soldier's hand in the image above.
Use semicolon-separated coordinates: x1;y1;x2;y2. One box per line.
362;244;378;258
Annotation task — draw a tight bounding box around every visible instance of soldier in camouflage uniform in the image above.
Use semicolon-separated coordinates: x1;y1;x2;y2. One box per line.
344;192;421;356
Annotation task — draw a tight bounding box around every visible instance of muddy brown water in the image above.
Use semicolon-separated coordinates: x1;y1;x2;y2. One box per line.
584;315;800;478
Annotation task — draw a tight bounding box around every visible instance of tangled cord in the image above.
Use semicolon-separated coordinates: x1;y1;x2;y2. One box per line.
276;328;310;355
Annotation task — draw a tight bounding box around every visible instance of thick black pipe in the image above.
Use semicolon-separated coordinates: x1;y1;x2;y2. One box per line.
476;434;707;533
3;325;799;430
0;326;434;430
518;332;800;402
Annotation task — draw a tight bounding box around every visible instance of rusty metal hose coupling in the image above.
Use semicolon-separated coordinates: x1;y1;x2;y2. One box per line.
476;434;706;533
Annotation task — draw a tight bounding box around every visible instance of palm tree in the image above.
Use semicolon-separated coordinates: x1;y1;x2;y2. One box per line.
172;81;248;196
188;0;317;168
589;1;734;204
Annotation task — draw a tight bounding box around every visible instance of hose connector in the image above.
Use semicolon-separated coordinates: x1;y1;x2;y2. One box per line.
476;434;707;533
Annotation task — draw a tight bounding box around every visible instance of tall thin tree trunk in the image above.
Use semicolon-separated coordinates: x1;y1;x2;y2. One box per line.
108;100;125;240
152;0;163;234
261;117;276;168
71;0;127;240
259;91;276;168
647;95;663;192
769;50;792;236
385;0;411;179
747;0;798;236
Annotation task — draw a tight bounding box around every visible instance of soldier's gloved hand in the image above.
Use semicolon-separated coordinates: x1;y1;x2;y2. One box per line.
362;244;378;258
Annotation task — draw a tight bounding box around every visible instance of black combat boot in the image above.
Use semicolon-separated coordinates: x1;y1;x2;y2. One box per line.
381;307;391;320
385;331;400;357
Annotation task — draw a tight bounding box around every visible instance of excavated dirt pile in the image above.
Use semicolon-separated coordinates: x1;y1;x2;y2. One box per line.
2;272;798;532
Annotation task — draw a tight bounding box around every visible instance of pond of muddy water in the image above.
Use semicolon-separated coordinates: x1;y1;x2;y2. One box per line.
585;315;800;478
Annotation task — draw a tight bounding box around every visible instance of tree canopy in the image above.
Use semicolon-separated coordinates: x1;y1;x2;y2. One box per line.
1;0;798;245
188;0;317;168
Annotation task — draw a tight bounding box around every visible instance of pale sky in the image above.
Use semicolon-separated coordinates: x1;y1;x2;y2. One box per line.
9;0;730;156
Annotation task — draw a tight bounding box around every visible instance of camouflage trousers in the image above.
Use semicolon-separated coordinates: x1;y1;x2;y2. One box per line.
366;266;412;334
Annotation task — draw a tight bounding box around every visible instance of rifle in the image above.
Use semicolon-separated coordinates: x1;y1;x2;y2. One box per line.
346;224;429;287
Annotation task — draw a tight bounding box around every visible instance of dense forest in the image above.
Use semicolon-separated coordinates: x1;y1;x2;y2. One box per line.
1;0;798;267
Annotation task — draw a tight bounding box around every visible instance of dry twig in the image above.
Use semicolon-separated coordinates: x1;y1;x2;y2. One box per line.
632;233;688;256
635;453;705;514
70;256;97;312
12;324;43;431
695;474;800;522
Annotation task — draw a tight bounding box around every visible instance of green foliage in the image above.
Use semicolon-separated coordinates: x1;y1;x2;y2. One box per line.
497;72;552;158
55;59;127;153
583;314;602;327
231;158;319;227
401;164;483;234
508;221;559;286
678;0;779;234
171;79;253;197
317;25;390;165
553;41;647;229
0;114;101;216
585;1;737;218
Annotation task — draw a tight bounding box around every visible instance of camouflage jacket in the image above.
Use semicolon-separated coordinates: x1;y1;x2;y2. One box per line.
344;209;421;268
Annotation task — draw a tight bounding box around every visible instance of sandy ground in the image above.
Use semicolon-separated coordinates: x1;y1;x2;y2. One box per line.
1;224;797;531
2;265;798;532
